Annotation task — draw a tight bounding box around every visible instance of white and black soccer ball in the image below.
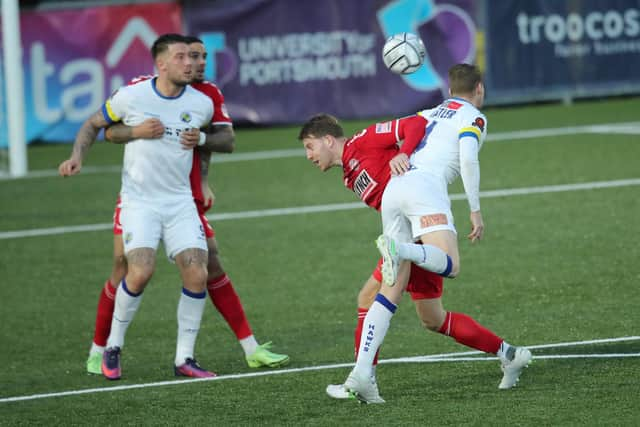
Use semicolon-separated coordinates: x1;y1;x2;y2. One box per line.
382;32;426;75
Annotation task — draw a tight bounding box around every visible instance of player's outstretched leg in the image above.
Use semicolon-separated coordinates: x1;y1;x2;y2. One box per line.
499;347;533;389
376;235;399;286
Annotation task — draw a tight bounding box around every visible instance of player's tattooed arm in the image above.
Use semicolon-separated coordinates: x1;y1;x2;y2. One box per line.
59;111;109;176
200;124;235;153
105;118;165;143
198;148;215;209
71;111;109;161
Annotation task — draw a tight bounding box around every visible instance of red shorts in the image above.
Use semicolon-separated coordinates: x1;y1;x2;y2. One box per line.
372;257;443;300
113;197;123;235
112;197;215;239
195;199;215;239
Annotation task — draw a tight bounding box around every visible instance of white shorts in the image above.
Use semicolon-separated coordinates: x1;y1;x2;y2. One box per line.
120;199;207;260
381;170;456;243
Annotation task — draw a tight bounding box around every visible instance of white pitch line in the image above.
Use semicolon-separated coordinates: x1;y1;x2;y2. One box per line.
2;121;639;181
1;178;639;240
1;335;638;404
383;335;640;361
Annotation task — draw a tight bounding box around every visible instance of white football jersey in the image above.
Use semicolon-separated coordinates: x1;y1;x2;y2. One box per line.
102;78;213;203
411;98;487;184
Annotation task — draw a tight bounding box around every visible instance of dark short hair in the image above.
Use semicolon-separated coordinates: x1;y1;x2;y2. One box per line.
184;35;203;45
298;114;344;140
448;63;482;96
151;33;187;59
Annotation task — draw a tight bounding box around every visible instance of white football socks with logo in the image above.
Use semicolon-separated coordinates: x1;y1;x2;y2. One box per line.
175;288;207;366
353;294;397;377
397;242;452;276
107;280;143;349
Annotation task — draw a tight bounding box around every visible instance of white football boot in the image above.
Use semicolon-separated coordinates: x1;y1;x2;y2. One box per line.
376;235;399;287
344;369;385;404
325;383;352;400
499;347;533;389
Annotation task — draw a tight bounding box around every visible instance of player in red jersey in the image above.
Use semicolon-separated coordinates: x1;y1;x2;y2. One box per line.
299;112;527;403
85;37;288;375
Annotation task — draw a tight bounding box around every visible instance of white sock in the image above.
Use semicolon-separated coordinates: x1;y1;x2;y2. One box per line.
497;341;514;363
106;280;143;349
89;343;105;356
353;294;397;377
239;335;259;356
397;242;452;276
175;288;207;366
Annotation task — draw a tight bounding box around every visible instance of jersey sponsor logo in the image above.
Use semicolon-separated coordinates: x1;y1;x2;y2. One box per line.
375;121;392;133
473;117;485;132
447;101;463;110
353;169;378;202
420;213;448;228
180;111;193;123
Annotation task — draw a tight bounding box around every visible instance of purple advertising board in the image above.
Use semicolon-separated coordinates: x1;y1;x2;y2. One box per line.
0;2;183;146
184;0;478;124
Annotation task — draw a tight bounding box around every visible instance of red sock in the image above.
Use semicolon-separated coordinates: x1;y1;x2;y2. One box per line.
355;308;379;365
93;280;117;347
438;311;503;354
207;274;252;340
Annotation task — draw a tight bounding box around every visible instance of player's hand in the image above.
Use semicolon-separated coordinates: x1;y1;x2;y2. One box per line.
202;183;215;210
180;128;201;150
389;153;410;176
133;118;164;139
58;158;82;177
467;210;484;243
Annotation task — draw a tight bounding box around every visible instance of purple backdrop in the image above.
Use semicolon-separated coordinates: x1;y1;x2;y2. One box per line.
184;0;477;124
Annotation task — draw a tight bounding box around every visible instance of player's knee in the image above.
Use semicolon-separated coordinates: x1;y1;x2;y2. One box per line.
126;268;153;289
446;261;460;278
420;316;442;331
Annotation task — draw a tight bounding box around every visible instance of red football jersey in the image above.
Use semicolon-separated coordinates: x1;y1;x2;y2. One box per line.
342;115;428;211
189;81;232;206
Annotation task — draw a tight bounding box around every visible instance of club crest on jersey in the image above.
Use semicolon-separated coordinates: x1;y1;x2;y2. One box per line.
375;121;392;133
180;111;193;123
347;158;360;172
473;117;485;132
353;169;377;202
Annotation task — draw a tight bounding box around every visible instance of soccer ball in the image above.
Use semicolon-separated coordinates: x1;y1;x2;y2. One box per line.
382;32;426;75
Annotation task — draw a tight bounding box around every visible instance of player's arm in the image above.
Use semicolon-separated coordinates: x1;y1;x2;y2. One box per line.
105;119;165;143
58;110;109;177
459;125;484;243
389;115;428;175
199;124;235;153
198;149;215;209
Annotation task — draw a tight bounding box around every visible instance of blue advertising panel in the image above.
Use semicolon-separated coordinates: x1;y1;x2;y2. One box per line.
485;0;640;102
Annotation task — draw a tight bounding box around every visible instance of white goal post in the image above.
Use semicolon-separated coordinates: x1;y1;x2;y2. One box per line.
1;0;27;177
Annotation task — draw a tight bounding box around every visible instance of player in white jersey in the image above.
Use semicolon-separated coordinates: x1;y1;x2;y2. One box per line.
343;64;532;403
59;34;217;380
